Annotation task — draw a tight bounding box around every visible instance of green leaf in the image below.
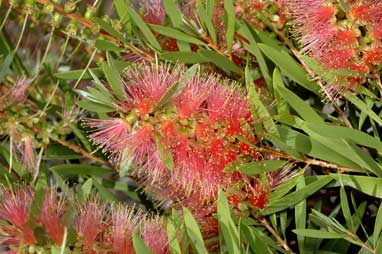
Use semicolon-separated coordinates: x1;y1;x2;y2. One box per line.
340;185;354;231
237;160;287;176
44;143;81;160
95;39;122;53
28;176;47;226
295;174;306;253
373;201;382;247
223;0;235;53
305;123;382;151
239;22;272;91
150;24;206;45
273;68;289;115
50;164;111;176
263;175;333;215
55;68;103;80
293;229;346;239
199;49;241;73
217;190;240;253
103;53;126;101
77;178;93;203
161;52;208;64
133;229;153;253
163;0;183;28
257;43;319;94
93;17;129;45
344;92;382;126
195;0;217;45
78;100;115;113
246;66;279;137
157;139;174;171
125;4;162;51
93;177;118;201
241;224;273;254
167;220;182;254
277;86;324;124
183;207;208;254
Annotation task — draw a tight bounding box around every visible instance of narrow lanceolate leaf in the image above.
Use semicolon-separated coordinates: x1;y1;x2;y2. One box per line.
150;25;206;46
133;229;153;253
28;176;47;226
167;220;182;254
239;22;273;91
224;0;235;53
277;86;324;124
125;4;162;51
183;207;208;254
161;52;209;64
293;229;346;239
272;68;289;115
217;191;240;253
49;164;111;176
344;92;382;126
237;160;287;176
103;54;125;101
163;0;183;28
295;175;306;253
263;176;333;215
373;202;382;247
199;49;241;74
246;66;279;137
92;17;129;45
157;139;174;171
257;43;319;94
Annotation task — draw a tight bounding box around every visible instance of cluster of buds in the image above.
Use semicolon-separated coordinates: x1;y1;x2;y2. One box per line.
84;63;289;241
280;0;382;92
0;186;168;254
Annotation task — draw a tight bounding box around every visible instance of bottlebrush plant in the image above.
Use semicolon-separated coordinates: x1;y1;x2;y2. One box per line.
1;0;382;253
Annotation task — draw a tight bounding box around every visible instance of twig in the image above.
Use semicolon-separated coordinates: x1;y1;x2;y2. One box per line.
253;213;295;253
257;146;363;173
50;136;114;169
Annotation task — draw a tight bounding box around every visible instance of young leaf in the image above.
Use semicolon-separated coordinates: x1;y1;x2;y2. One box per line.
223;0;235;53
246;66;279;137
183;207;208;254
133;229;153;253
217;190;240;253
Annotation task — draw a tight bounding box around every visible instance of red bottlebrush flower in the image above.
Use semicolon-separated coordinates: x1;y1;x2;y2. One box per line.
246;179;269;209
141;217;169;254
174;76;215;119
40;190;65;245
9;77;32;103
123;64;182;115
108;205;136;254
21;135;36;174
364;48;382;66
0;186;36;245
75;200;107;253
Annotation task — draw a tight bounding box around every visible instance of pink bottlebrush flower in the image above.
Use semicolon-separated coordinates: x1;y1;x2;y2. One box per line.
108;205;136;254
141;217;169;254
174;76;215;119
9;77;32;103
39;190;66;245
75;200;107;253
206;85;233;122
0;186;36;245
85;119;155;162
246;178;269;209
123;64;182;115
144;0;166;25
21;135;36;174
85;118;130;157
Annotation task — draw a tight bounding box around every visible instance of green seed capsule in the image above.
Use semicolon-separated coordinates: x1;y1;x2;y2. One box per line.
52;13;63;27
43;2;54;14
64;0;77;13
85;7;95;19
